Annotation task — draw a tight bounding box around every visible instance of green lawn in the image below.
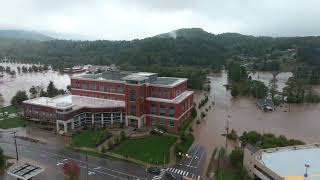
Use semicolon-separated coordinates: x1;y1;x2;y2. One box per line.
112;135;177;164
0;117;27;129
71;129;110;148
0;105;20;114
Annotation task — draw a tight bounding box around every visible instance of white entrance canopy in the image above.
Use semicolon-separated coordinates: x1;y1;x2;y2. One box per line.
7;163;45;180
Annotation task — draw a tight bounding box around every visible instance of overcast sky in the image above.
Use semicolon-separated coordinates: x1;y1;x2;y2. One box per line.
0;0;319;40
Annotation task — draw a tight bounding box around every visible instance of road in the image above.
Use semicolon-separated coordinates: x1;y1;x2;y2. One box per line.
0;132;153;180
151;144;206;180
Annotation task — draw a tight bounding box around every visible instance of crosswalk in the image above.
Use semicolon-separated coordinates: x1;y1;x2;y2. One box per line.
151;167;200;180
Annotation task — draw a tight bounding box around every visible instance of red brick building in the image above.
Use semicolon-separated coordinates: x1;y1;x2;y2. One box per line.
23;71;194;133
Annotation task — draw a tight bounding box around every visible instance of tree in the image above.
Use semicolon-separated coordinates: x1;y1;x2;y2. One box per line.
231;85;239;97
11;91;28;106
229;148;244;168
62;160;80;180
269;78;278;101
29;86;38;98
190;106;197;118
0;93;4;112
47;81;59;97
0;147;5;169
249;80;267;98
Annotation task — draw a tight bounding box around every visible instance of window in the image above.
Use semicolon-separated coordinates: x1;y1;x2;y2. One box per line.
169;106;175;117
130;89;136;101
151;117;157;126
169;119;175;127
159;118;165;125
130;104;136;116
82;82;87;89
160;105;166;116
151;103;157;114
90;83;96;90
99;83;104;91
117;84;123;93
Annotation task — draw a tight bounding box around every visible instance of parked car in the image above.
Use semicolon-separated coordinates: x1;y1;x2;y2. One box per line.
150;128;164;136
147;166;161;175
164;172;180;180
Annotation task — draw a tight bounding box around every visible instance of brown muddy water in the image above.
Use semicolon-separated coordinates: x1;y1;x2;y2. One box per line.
193;71;320;172
0;63;71;106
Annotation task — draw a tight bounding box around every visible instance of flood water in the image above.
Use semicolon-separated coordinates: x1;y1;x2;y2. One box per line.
0;63;71;106
193;71;320;172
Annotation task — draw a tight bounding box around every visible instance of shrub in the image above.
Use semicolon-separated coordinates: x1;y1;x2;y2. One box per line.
189;127;193;133
120;131;126;141
101;146;107;153
229;148;244;168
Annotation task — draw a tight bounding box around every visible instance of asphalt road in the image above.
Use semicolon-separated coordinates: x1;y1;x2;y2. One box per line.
0;132;153;180
151;144;207;180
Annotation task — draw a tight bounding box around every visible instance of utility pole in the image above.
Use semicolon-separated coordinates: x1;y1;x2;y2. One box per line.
86;152;88;180
13;131;19;161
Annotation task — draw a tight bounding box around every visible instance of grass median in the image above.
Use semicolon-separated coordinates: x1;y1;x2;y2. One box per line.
111;135;177;164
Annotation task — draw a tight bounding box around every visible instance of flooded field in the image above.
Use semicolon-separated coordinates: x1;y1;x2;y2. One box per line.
0;63;71;106
193;71;320;171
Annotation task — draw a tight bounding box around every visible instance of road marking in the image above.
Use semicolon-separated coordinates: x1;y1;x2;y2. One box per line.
56;162;63;166
197;175;201;180
178;170;181;174
94;166;101;170
63;158;68;161
186;172;189;176
169;168;172;171
187;144;201;167
195;151;205;169
88;171;95;175
174;169;178;173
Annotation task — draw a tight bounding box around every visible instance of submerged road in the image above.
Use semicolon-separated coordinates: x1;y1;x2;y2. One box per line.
0;132;152;180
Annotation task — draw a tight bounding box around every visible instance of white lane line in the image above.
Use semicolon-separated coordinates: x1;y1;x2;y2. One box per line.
187;144;201;167
79;165;126;180
56;162;63;166
15;143;143;180
183;171;187;176
186;172;189;176
197;175;201;180
169;168;172;172
178;170;181;174
195;151;205;169
94;166;101;170
88;171;95;175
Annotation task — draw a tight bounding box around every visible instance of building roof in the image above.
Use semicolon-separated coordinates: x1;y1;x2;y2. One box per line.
7;163;45;180
257;144;320;178
74;71;129;82
23;95;125;110
146;90;193;104
73;71;187;87
150;77;187;87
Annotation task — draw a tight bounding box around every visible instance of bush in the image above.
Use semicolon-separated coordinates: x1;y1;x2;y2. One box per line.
227;129;238;141
189;127;193;133
101;146;107;153
120;131;126;141
229;148;244;168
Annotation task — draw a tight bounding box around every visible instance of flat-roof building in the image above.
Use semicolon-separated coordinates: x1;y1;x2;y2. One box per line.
243;144;320;180
23;71;194;133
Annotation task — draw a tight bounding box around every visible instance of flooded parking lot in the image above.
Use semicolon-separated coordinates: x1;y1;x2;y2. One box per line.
193;71;320;170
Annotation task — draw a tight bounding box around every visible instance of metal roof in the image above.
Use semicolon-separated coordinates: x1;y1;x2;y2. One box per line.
7;163;44;180
258;144;320;178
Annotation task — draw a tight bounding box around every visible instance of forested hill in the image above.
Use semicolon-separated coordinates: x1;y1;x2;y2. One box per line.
0;30;53;41
0;28;319;68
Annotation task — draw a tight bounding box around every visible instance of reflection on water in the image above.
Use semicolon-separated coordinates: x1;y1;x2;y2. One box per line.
193;71;320;172
0;63;71;106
